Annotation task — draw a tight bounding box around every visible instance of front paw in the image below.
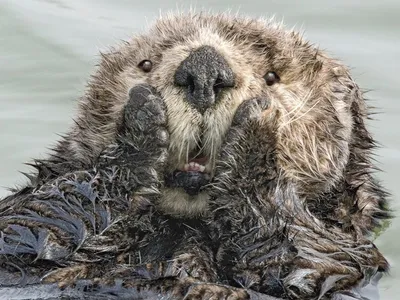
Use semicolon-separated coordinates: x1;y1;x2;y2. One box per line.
220;97;269;160
211;98;272;192
120;84;168;148
97;85;169;197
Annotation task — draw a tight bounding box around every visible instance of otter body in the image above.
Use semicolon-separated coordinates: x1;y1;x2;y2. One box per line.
0;13;390;299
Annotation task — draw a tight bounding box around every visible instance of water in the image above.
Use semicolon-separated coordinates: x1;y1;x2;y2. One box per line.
0;0;398;298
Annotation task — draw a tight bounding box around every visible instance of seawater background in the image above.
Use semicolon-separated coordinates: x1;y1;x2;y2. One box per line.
0;0;399;298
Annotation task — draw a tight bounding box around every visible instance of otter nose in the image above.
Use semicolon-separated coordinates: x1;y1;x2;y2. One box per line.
174;46;235;113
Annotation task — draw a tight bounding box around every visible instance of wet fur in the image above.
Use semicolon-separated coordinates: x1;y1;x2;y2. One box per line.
0;12;390;299
0;87;269;299
206;98;388;298
27;13;389;230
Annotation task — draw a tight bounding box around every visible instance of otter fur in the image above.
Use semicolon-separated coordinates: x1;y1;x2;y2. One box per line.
0;12;390;299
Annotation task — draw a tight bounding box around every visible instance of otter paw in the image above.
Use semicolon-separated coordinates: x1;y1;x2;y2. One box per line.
210;97;270;187
103;84;169;176
184;283;250;300
220;97;269;156
125;85;166;130
119;85;169;152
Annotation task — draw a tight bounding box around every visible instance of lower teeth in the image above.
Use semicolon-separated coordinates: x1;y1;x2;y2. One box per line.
184;163;206;172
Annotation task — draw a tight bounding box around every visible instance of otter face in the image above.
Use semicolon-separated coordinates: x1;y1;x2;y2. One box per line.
74;14;370;217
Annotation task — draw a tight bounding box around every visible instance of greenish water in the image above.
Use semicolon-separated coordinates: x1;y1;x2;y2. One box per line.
0;0;399;298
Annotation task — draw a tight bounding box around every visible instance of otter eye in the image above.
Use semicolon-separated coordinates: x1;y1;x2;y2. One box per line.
264;71;280;86
138;60;153;72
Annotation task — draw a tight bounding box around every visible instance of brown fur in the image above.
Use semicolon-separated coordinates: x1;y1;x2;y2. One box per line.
30;13;389;233
0;12;390;299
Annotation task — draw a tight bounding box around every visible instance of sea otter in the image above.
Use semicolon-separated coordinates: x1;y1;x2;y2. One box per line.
0;12;390;299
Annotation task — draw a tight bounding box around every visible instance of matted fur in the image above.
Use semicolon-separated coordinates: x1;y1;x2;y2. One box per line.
0;11;390;300
29;12;389;233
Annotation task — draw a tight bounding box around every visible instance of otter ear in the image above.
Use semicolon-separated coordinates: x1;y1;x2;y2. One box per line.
339;77;391;237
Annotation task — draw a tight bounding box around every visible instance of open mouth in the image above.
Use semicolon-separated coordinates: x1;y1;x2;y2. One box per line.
164;144;211;196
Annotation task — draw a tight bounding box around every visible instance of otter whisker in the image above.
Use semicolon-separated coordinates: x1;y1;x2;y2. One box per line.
281;89;319;128
279;89;309;119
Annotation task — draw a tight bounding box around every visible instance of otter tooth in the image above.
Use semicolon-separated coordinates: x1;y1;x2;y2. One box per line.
183;162;206;172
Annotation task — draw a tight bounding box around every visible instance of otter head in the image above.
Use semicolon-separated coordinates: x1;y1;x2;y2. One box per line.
59;13;387;227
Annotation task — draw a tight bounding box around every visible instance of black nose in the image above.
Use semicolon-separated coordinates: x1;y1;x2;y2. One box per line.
174;46;235;113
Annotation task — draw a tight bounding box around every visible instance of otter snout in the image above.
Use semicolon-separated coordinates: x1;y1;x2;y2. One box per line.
174;46;235;113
